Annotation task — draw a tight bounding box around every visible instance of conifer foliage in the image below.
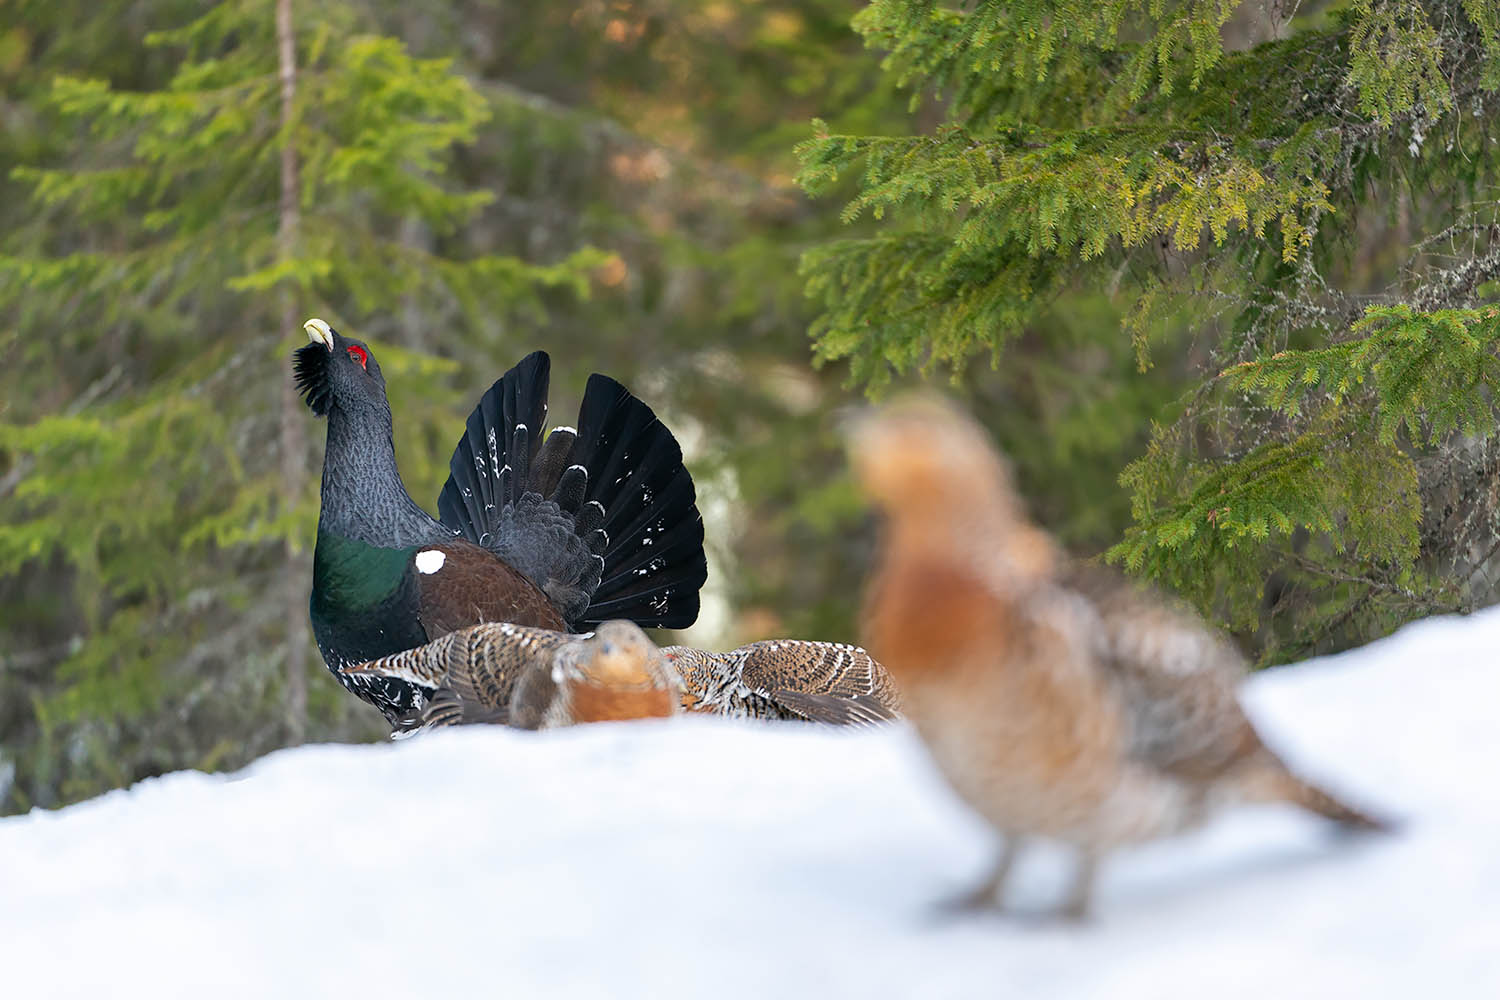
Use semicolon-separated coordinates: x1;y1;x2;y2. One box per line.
799;1;1500;660
0;0;898;814
0;0;605;809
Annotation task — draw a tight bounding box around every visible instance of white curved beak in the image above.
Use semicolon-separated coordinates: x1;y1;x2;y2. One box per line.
303;318;334;350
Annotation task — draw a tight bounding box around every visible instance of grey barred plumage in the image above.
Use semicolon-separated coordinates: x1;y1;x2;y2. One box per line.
663;639;901;725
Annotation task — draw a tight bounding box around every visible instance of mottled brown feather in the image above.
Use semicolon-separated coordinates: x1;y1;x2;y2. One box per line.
349;619;680;733
445;622;574;713
393;686;507;733
507;663;561;731
767;690;901;725
342;622;575;730
1058;563;1268;781
663;638;901;723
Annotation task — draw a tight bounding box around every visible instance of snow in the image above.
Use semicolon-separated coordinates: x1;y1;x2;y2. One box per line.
4;609;1498;999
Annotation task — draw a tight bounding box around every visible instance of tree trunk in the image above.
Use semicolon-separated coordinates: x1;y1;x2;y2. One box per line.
277;0;308;744
399;215;432;351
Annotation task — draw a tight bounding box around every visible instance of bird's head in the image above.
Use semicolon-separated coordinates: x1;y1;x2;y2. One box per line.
844;394;1015;516
292;318;389;418
579;620;660;687
845;394;1057;579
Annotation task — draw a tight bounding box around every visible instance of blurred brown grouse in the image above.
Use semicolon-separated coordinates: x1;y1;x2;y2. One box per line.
293;318;707;727
848;395;1387;919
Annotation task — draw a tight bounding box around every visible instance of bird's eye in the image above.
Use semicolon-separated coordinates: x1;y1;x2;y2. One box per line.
346;345;368;371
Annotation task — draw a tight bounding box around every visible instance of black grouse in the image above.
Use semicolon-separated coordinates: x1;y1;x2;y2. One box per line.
293;317;707;728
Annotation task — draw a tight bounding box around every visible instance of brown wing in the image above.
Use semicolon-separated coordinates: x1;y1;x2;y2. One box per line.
1060;563;1263;780
439;622;577;715
507;657;564;731
411;540;567;639
766;690;901;727
338;630;464;689
390;687;507;734
343;621;578;726
735;640;902;713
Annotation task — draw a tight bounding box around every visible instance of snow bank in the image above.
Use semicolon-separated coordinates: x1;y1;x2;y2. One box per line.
4;609;1498;999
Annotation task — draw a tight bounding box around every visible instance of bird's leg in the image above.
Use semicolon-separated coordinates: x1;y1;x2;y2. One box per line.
1058;848;1100;922
944;835;1024;912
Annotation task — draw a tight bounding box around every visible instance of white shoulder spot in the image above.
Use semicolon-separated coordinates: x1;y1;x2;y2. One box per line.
414;549;447;574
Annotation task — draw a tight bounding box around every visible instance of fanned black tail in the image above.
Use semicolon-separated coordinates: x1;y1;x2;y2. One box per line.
437;350;551;544
436;353;706;631
569;373;706;629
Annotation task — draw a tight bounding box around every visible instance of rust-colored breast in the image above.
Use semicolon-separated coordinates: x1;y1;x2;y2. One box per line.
567;680;678;723
863;555;1005;685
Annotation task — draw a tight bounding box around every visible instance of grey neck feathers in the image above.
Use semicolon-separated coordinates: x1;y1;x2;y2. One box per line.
318;403;454;548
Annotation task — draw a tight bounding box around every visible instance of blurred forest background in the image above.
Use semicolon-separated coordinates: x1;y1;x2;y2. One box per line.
2;0;1498;814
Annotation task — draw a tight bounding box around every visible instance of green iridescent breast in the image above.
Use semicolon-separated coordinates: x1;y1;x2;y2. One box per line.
312;530;418;613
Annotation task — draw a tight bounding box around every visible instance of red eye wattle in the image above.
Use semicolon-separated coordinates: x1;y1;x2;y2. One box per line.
346;345;368;370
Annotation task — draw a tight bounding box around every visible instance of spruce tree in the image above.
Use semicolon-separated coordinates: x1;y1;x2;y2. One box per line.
0;0;604;809
798;0;1500;661
0;0;910;812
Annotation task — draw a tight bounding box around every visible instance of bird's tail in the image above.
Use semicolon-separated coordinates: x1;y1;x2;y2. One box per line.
436;354;705;629
1242;762;1394;832
567;373;706;630
437;351;605;620
437;350;553;551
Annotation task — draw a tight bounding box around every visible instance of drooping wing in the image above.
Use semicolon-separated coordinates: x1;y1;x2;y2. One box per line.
390;687;508;735
344;620;578;729
438;621;577;717
507;650;567;731
1061;563;1263;781
409;540;567;639
734;639;902;714
766;690;901;727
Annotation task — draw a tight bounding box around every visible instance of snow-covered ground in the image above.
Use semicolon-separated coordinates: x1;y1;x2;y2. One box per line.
4;609;1497;999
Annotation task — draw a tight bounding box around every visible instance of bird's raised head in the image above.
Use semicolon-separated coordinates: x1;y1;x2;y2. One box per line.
292;318;388;418
845;394;1015;515
845;394;1057;582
